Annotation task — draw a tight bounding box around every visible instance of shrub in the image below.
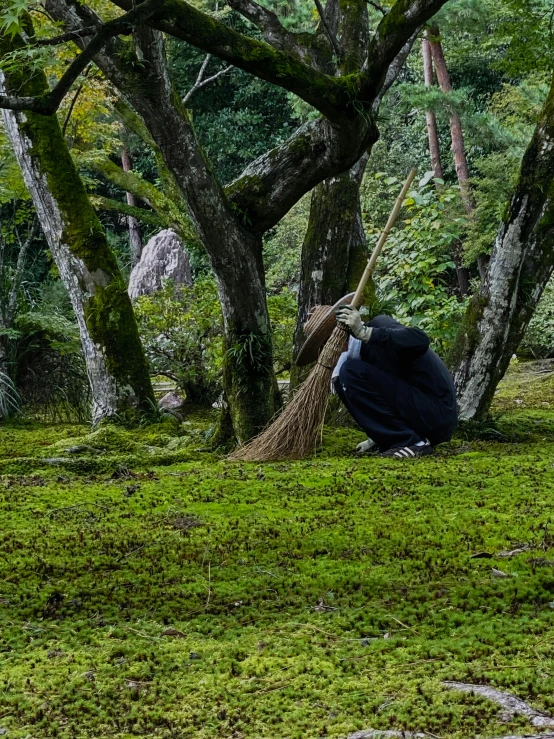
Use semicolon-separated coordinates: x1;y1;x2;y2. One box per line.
366;174;468;354
14;310;90;422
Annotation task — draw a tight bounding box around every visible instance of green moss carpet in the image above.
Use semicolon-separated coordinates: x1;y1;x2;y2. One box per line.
2;366;554;738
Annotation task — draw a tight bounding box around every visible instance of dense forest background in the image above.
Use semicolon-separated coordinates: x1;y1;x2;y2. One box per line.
0;0;553;436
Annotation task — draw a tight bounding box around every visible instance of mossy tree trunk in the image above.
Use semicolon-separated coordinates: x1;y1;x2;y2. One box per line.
0;24;155;425
291;156;369;387
290;31;420;388
452;72;554;421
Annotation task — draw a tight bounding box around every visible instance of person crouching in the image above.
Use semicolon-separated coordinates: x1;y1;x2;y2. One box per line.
333;306;457;459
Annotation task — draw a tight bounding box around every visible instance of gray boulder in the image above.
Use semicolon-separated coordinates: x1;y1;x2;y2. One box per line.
158;391;186;412
128;229;192;299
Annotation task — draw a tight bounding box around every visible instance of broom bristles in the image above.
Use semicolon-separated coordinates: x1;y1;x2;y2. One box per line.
229;326;347;462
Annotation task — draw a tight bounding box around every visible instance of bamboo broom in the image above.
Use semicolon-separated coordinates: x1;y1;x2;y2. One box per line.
229;168;417;462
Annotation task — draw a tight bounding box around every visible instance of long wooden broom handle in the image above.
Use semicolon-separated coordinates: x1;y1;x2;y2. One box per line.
351;168;417;309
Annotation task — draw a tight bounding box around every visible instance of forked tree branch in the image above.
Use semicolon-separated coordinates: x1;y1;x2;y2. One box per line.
182;54;233;104
226;0;298;51
105;0;449;120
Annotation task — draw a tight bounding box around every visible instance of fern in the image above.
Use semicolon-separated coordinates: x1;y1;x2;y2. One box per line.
0;369;20;418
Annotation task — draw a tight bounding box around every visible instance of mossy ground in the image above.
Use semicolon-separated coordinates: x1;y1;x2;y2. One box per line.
2;371;554;738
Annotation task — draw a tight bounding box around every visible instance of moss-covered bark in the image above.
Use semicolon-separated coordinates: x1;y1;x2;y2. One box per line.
0;21;155;424
452;72;554;421
290;157;369;388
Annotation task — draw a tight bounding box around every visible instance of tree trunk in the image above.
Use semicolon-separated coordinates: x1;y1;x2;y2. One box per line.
116;27;279;443
427;26;471;294
290;34;421;389
290;156;368;387
428;26;471;209
42;7;280;442
421;35;443;180
121;145;143;266
451;72;554;421
0;24;155;425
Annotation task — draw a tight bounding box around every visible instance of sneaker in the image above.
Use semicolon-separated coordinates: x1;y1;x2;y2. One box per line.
355;438;378;455
380;440;434;459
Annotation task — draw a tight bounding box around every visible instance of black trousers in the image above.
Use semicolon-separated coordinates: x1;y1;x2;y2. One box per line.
335;358;456;452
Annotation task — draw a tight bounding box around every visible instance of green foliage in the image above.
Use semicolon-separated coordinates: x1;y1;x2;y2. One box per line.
134;278;297;399
168;40;300;184
365;174;467;353
521;278;554;358
267;288;296;373
263;195;310;292
133;279;224;406
14;308;91;422
0;0;29;37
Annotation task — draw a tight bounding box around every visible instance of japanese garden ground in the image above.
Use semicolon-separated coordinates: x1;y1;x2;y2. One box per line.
3;365;554;738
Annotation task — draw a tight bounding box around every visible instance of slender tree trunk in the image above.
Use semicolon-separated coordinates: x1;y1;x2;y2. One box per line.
427;26;471;294
451;73;554;420
0;23;155;424
117;28;278;443
428;26;471;210
121;145;143;266
421;36;443;180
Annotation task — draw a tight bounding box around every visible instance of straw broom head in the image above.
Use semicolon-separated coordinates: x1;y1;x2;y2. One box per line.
229;169;417;463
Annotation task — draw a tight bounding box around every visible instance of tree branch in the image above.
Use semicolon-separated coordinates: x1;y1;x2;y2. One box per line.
31;26;100;46
371;0;449;72
367;0;387;14
92;195;165;228
182;56;233;104
373;27;421;109
226;0;302;53
313;0;341;59
0;0;164;114
106;0;353;123
225;114;378;235
93;158;200;246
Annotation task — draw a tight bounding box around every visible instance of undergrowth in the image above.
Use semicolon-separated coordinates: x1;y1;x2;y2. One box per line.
1;370;554;738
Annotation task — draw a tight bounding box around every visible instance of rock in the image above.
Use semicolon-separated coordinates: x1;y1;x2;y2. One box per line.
158;391;186;412
128;229;192;299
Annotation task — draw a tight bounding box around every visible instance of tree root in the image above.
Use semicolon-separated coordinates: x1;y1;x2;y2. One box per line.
444;681;554;727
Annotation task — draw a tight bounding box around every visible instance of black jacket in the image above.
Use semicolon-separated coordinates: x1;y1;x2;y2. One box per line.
361;314;457;443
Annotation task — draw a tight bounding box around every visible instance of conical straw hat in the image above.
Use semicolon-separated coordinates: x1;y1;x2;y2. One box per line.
295;292;355;366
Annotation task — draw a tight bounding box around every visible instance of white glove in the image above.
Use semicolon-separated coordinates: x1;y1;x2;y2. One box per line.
356;438;377;455
335;305;373;342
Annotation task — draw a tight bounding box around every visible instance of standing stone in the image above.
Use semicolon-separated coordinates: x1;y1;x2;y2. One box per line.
128;229;192;299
